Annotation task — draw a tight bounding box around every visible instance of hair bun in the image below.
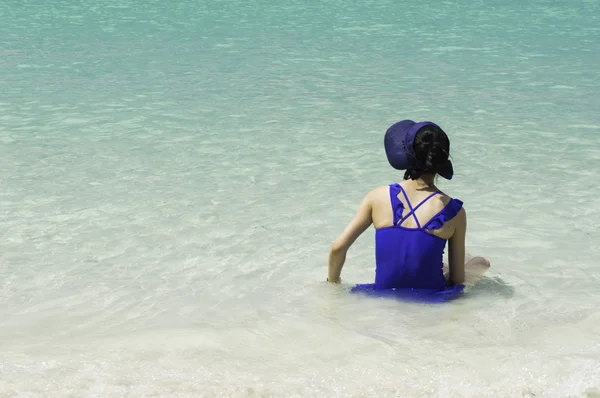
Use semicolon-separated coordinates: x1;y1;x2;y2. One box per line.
404;123;452;180
424;141;447;171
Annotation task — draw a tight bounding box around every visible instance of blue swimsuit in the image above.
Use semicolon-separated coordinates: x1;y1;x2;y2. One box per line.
350;183;466;302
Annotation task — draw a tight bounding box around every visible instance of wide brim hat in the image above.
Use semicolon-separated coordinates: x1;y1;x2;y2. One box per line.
384;119;454;180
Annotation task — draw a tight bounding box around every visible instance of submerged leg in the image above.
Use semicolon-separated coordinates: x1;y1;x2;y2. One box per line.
444;256;491;287
463;256;491;286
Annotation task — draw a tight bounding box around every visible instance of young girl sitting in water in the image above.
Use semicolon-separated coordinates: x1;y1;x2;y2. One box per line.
327;120;490;301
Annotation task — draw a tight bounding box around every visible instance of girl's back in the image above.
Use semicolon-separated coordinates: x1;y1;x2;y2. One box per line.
327;119;488;302
370;179;460;239
369;180;464;290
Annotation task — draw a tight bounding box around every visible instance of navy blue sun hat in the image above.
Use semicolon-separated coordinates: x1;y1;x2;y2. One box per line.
384;119;454;180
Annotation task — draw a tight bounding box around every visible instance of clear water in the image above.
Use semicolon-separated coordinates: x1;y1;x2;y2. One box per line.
1;0;600;396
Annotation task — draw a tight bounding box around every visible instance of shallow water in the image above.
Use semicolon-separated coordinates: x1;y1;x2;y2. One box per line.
1;0;600;396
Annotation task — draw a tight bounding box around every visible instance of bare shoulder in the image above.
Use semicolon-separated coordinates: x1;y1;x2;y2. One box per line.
434;188;465;210
434;190;466;226
351;185;390;211
456;206;467;221
366;185;392;204
369;185;391;197
450;202;467;230
358;185;389;200
430;189;453;207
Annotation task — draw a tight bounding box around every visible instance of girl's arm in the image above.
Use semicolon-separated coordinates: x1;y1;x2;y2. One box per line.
447;207;467;285
327;190;375;283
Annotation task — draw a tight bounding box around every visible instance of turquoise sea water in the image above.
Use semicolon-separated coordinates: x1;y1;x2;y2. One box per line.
1;0;600;396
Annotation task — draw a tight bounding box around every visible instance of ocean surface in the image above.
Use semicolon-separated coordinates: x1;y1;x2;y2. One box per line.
1;0;600;396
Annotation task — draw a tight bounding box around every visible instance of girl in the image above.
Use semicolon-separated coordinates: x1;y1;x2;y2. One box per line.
327;120;490;301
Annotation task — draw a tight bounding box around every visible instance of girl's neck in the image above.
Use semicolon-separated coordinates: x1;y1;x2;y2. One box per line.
406;174;436;189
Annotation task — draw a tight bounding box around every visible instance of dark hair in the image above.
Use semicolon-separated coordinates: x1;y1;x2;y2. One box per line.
404;125;450;180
